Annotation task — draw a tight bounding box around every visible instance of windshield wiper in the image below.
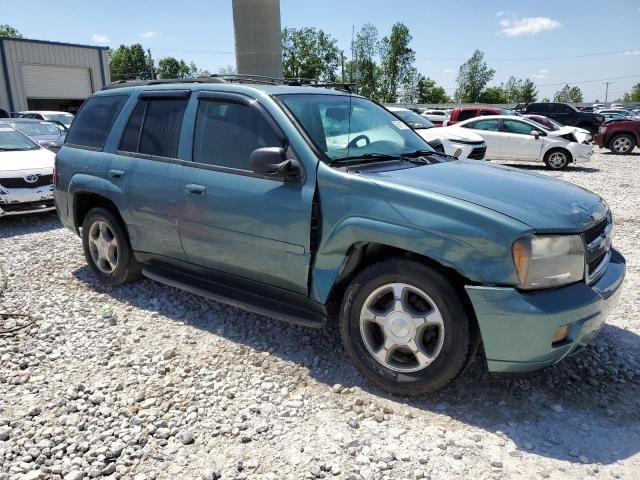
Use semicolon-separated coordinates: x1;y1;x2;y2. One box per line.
331;153;402;165
332;151;444;166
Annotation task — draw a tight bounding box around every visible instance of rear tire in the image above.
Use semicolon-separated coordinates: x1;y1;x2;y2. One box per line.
81;207;142;286
339;259;471;395
544;148;571;170
609;134;635;154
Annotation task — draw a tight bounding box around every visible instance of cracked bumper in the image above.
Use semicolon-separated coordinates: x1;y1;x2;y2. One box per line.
465;248;626;372
0;185;55;216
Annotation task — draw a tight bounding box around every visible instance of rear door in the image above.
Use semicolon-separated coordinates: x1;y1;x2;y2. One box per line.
500;119;544;161
167;92;313;294
105;91;189;260
462;118;502;159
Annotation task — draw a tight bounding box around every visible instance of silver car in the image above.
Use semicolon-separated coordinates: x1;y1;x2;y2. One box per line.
1;118;66;152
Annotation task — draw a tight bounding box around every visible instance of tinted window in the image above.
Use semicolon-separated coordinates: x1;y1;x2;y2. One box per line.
528;103;548;114
119;101;147;152
503;119;535;135
458;109;477;121
66;95;127;148
193;100;282;170
139;99;187;157
470;119;499;131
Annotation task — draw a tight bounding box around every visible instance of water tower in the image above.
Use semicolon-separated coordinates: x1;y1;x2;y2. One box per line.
232;0;283;78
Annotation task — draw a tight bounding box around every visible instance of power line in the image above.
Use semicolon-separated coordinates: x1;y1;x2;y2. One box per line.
417;49;640;63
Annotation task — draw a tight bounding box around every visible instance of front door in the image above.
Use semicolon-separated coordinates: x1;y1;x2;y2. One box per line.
466;118;502;159
168;93;314;294
500;119;544;161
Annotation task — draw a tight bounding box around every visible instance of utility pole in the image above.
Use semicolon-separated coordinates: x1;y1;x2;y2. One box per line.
603;81;611;103
147;48;155;79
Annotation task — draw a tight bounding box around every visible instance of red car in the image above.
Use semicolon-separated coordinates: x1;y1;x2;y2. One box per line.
445;106;514;126
594;119;640;154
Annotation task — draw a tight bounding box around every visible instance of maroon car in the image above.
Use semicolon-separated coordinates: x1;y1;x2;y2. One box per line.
444;107;513;126
594;119;640;154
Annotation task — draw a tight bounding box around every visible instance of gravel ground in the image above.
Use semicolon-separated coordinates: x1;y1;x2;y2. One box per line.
1;148;639;480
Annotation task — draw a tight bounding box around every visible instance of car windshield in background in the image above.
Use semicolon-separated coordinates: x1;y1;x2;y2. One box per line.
46;114;74;127
277;94;433;162
393;110;435;130
0;127;40;151
9;121;61;137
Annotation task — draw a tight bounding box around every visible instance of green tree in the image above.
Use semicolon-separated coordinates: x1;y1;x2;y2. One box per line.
282;27;341;81
0;24;22;38
519;79;538;103
109;44;153;81
415;76;450;103
156;57;193;79
455;50;495;103
499;77;537;103
622;83;640;102
379;23;415;102
553;84;583;103
479;87;507;104
350;23;381;100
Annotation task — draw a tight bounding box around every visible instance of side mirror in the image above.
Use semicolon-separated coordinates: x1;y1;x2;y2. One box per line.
250;147;301;182
531;129;541;139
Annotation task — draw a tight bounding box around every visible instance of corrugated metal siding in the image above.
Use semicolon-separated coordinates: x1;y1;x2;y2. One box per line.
0;42;10;112
1;39;107;111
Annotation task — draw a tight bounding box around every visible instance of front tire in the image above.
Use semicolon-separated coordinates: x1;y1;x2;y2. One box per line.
609;134;635;154
339;259;471;395
544;149;571;170
82;207;142;286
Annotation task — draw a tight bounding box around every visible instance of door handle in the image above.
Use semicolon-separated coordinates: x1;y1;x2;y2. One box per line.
185;184;206;195
109;169;125;179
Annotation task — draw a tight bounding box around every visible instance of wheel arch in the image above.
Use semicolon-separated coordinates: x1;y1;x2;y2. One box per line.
73;191;127;238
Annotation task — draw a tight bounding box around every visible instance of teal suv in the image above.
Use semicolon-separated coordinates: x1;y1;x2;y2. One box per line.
54;79;626;394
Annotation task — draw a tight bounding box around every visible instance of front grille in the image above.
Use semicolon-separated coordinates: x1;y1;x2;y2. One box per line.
584;217;607;245
0;200;54;213
582;215;612;284
467;145;487;160
0;174;53;189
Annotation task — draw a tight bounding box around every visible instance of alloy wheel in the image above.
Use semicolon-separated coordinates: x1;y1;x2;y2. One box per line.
548;151;567;169
359;283;445;373
612;137;632;153
88;220;119;274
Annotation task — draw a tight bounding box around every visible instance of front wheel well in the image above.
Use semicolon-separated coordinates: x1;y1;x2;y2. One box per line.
325;242;482;370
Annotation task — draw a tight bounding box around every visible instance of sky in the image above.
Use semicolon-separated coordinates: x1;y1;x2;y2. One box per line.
3;0;640;102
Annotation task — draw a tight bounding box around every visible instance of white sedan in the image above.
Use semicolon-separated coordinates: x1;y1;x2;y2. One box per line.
0;125;56;216
421;109;450;126
387;107;487;159
455;115;593;170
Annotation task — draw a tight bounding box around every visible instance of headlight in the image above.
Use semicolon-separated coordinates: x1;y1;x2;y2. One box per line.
598;126;607;134
512;235;584;289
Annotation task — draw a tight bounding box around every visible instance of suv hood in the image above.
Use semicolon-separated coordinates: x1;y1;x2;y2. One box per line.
416;126;484;143
0;148;55;176
363;159;607;232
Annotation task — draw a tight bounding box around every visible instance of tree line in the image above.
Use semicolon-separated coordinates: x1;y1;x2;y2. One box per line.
2;23;636;104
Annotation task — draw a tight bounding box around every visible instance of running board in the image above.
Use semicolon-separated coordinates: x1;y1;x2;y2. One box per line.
142;262;327;328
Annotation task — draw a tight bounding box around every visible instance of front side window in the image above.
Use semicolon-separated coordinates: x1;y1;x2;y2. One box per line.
65;95;127;148
192;100;282;170
503;119;536;135
469;119;499;131
0;127;40;151
118;97;187;158
277;94;432;162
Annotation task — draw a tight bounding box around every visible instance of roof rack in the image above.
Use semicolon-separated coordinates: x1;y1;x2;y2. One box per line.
101;75;355;93
101;77;227;90
212;74;355;92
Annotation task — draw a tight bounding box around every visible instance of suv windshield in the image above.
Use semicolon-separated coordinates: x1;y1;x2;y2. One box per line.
0;127;40;151
277;94;434;162
8;121;61;137
392;110;435;130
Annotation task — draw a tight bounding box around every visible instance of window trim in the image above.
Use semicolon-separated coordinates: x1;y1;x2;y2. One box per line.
65;93;128;151
189;91;297;181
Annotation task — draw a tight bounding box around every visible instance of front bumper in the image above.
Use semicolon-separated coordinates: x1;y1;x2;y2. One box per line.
569;143;594;163
593;133;606;148
0;185;55;216
465;248;625;372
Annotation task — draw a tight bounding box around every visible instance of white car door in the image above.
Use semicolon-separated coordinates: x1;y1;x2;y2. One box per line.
500;119;544;162
461;119;502;159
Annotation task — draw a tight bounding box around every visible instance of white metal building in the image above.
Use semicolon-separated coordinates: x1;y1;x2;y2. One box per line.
0;37;110;115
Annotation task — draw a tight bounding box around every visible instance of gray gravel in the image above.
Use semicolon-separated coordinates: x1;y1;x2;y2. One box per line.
1;148;639;480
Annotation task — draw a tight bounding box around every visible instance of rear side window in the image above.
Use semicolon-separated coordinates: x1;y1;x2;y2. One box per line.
470;119;499;131
119;97;188;158
66;95;127;148
192;100;282;170
458;109;477;121
528;103;548;114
